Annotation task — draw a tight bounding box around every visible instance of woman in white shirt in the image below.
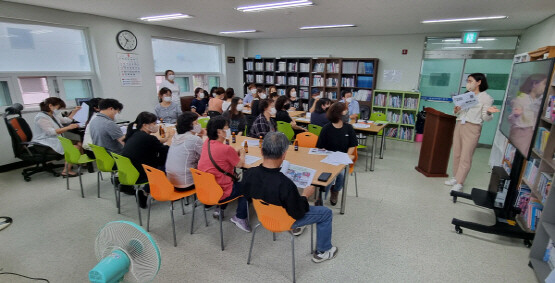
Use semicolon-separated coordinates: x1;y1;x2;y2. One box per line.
32;97;81;177
165;112;205;191
158;70;181;105
222;88;235;112
445;73;500;192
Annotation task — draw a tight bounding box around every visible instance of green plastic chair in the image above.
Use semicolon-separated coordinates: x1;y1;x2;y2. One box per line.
58;136;95;198
243;125;248;136
308;124;322;136
198;117;209;129
111;153;149;226
277;121;295;142
89;144;117;200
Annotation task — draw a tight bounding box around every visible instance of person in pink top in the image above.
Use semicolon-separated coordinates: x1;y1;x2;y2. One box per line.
207;87;225;116
197;115;250;232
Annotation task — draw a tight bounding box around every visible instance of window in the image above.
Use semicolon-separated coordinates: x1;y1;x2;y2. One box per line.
60;79;93;100
152;38;221;73
193;75;221;90
155;76;191;93
18;77;50;105
0;80;12;106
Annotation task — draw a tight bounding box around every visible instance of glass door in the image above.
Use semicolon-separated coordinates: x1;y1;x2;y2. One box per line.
419;59;465;115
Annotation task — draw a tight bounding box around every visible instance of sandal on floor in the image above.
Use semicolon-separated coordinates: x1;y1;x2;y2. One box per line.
61;172;80;178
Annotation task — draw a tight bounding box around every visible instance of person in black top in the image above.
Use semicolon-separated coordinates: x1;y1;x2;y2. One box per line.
222;97;247;135
241;132;338;262
191;87;208;116
310;98;331;127
286;87;303;111
316;102;358;206
308;88;321;112
275;96;307;136
122;111;171;208
250;87;266;118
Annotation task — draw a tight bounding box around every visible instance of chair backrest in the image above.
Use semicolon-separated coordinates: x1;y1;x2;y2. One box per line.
189;168;224;205
58;136;82;163
245;115;256;135
370;112;387;122
142;164;178;202
4;114;33;158
295;132;318;148
307;124;322;136
349;147;358;174
277;121;294;141
180;96;194;112
207;111;221;118
197;117;209;129
89;144;115;172
252;199;296;233
111;153;140;186
360;105;371;120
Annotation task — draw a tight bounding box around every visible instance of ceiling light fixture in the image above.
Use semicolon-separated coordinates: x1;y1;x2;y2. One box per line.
444;46;484;49
219;30;258;34
237;0;313;12
300;24;356;30
140;13;192;22
421;16;507;24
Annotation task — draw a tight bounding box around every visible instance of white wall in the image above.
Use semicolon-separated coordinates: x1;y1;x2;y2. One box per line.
246;34;427;91
0;2;245;166
517;14;555;54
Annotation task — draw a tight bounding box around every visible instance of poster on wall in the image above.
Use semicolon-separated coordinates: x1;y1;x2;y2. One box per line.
118;53;142;87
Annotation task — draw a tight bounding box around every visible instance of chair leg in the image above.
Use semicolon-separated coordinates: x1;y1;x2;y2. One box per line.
291;234;296;283
65;163;69;190
78;165;84;198
97;171;101;198
354;172;358;197
310;224;314;254
203;205;208;227
190;200;196;235
99;171;103;181
247;224;261;264
170;201;177;247
219;206;224;251
146;196;153;231
181;199;185;215
185;196;190;205
117;185;121;214
136;187;143;226
273;233;276;241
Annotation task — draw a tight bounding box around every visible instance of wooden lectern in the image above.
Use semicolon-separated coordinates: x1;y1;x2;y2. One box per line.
415;107;456;177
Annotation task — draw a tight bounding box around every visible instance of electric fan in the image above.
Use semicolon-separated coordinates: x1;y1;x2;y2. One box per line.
89;221;161;283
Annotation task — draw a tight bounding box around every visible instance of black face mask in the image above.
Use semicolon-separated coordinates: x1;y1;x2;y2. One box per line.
284;104;291;110
270;92;277;96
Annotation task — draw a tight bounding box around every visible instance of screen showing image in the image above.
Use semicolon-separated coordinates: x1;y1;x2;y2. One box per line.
499;59;554;157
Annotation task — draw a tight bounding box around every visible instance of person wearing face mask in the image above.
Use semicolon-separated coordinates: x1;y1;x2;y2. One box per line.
275;96;307;135
166;112;205;192
340;90;359;122
155;87;182;124
89;98;125;154
269;91;279;102
310;98;332;127
250;99;276;138
223;97;247;135
316;102;358;206
250;87;265;117
308;88;322;113
287;87;303;111
446;73;500;192
198;116;250;232
32;97;82;177
122;111;171;208
191;87;208;116
159;70;182;105
208;87;226;116
222;88;235;112
243;84;257;106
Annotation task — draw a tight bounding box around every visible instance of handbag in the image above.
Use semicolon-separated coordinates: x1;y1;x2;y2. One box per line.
207;140;239;182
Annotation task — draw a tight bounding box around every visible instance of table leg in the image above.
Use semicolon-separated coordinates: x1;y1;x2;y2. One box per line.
380;131;385;159
370;135;377;171
340;166;349;215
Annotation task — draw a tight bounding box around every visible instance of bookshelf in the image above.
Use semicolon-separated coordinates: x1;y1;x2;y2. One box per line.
528;59;555;281
371;90;421;142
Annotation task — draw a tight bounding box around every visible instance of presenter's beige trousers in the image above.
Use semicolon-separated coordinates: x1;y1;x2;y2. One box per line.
452;121;482;185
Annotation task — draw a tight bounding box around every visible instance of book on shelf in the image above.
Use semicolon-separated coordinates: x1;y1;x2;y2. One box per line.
502;143;516;174
341;77;355;87
288;62;298;72
386;127;398;138
358;62;374;74
327;62;339;73
312;75;323;87
354;90;372;101
357;76;373;88
514;184;531;212
276;76;286;85
299;77;309;86
535;127;550;153
524;158;540;185
245;61;254;71
278;89;286;96
245;74;254;83
278;62;286;72
544;239;555;269
313;63;325;72
399;127;413;140
374;93;386;107
255;74;264;83
255;62;264;71
538;172;553;203
404;97;419;109
342;61;357;74
545;95;555;122
326;78;338;87
523;197;542;231
402;113;415;125
288;76;298;85
280;160;316;189
299;87;309;100
299;63;310;72
388;95;402;108
265;75;274;84
265;62;274;71
386;111;400;123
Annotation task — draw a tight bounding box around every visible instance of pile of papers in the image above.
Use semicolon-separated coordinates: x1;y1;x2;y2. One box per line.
352;123;371;129
245;155;261;165
308;148;333;155
243;140;260;147
321;152;353;166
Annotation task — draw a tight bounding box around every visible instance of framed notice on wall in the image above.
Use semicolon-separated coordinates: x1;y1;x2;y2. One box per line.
118;53;142;87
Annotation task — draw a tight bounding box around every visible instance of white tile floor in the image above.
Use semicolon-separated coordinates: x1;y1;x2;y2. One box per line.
0;140;537;282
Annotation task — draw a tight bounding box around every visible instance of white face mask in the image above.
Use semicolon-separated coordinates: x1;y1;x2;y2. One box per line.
225;128;231;138
259;93;267;99
236;104;244;112
192;123;202;134
251;89;257;94
53;109;62;116
317;95;322;99
167;75;175;81
290;92;297;98
346;97;353;103
269;107;277;115
212;93;218;98
163;96;172;102
149;124;159;133
198;93;205;99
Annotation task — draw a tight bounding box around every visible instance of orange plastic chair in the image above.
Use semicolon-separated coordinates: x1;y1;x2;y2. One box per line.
350;147;359;197
143;165;197;247
189;168;246;251
247;199;314;283
295;132;318;148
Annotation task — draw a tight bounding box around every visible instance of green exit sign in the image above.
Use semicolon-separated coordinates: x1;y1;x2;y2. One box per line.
462;32;479;44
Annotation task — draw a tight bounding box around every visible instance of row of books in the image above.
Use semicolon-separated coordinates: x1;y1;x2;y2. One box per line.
544;239;555;269
523;197;543;231
404;97;418;109
388;96;402;108
341;77;355;87
535;127;550;154
313;63;325;73
299;63;310;72
265;75;274;84
313;75;324;87
288;77;297;85
255;75;264;83
342;61;357;74
545;95;555;123
502;143;516;174
399;127;414;140
538;172;553;203
385;127;398;137
299;88;309;100
402;113;415;125
245;74;254;83
357;76;373;88
326;91;338;100
288;63;298;72
374;93;387;107
326;78;338;87
276;76;286;85
515;185;531;213
278;62;286;72
299;77;309;86
358;62;374;74
387;111;400;123
354;90;372;101
255;62;264;71
245;61;254;71
265;62;274;71
327;62;340;73
524;158;540;186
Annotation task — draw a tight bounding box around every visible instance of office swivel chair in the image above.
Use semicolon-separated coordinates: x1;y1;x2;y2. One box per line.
3;103;63;181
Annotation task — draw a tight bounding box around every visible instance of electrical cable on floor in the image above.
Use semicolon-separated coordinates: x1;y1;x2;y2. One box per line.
0;271;50;282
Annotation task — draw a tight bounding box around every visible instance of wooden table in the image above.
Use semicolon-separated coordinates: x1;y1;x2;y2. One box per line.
232;136;350;214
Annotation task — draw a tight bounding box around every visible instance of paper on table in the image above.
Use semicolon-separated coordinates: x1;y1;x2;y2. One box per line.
296;118;310;122
244;140;260;147
321;151;353;166
353;123;371;128
452;92;479;110
120;125;128;135
280;160;316;188
73;102;89;127
245;155;261;165
308;148;333;155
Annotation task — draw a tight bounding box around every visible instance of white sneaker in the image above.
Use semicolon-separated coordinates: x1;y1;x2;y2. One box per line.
312;246;338;263
451;184;463;192
292;226;306;236
444;178;457;186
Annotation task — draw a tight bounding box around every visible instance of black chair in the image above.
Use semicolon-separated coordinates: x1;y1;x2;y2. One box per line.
207;111;222;118
360;105;370;121
3;103;63;181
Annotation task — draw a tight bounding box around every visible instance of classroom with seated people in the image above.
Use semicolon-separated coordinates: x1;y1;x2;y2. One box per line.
1;1;555;282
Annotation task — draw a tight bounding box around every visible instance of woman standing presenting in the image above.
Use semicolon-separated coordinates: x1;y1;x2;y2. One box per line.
159;70;181;105
445;73;500;192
